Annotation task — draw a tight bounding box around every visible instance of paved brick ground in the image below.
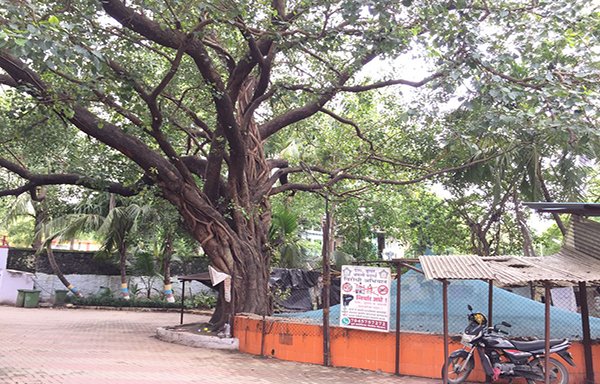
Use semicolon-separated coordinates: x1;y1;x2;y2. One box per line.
0;306;441;384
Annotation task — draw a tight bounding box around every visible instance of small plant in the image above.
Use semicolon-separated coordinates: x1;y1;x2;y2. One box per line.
71;292;217;309
271;286;293;312
97;286;113;298
72;295;183;308
184;292;217;309
273;286;292;302
128;282;143;298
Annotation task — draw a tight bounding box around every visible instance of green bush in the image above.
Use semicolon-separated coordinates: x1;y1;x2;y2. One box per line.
71;292;217;309
72;296;182;308
184;292;217;309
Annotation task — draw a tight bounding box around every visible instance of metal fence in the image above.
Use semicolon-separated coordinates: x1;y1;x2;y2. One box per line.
243;263;600;373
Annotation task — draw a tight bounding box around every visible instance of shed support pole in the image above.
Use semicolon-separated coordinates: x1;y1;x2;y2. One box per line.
322;195;332;367
442;279;449;384
230;274;235;338
395;265;401;376
544;283;550;384
261;314;266;357
488;280;493;327
578;282;595;384
180;280;186;325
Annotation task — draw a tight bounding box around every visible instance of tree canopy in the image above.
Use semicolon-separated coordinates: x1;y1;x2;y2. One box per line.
0;0;598;324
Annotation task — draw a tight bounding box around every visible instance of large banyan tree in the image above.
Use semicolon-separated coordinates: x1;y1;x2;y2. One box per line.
0;0;597;325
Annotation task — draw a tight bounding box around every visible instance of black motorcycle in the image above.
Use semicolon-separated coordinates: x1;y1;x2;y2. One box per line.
443;305;575;384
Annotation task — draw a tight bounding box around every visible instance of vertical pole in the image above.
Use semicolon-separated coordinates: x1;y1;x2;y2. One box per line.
544;283;551;384
442;279;449;384
578;282;595;384
488;280;494;327
395;263;401;376
322;195;332;367
261;314;266;357
230;273;235;338
180;280;186;325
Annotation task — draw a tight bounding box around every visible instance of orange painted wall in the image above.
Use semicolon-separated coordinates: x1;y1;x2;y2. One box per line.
235;315;600;383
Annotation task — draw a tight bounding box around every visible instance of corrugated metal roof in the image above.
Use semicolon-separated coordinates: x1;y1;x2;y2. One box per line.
483;255;600;286
524;202;600;216
419;255;495;280
564;216;600;256
482;256;545;286
419;217;600;285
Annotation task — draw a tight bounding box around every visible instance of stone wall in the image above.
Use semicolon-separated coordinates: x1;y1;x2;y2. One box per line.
6;248;212;302
33;273;211;301
7;248;210;276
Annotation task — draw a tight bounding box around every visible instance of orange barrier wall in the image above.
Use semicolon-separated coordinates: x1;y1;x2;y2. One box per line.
235;315;600;383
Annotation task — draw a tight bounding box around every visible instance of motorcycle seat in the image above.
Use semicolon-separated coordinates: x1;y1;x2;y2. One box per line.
510;338;566;352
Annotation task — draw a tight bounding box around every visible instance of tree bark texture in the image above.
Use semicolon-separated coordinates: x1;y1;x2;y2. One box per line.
537;161;567;236
119;243;130;299
513;188;536;257
162;234;175;302
45;246;83;297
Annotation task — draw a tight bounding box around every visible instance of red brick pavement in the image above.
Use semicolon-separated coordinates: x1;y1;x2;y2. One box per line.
0;307;442;383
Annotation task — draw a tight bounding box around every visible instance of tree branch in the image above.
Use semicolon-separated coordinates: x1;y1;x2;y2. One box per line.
0;50;182;185
0;74;18;87
340;71;445;92
319;107;374;152
162;92;212;139
100;0;243;158
471;57;542;90
47;67;146;128
203;37;236;73
259;51;379;140
269;149;506;195
0;157;143;197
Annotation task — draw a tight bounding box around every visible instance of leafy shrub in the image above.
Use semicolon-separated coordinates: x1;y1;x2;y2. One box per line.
71;292;217;309
72;296;182;308
184;292;217;309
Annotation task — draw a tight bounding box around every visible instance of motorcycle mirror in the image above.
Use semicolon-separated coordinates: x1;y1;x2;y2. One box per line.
467;304;473;311
502;321;512;327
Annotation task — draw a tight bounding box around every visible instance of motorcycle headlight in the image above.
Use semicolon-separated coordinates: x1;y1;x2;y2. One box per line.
461;333;476;345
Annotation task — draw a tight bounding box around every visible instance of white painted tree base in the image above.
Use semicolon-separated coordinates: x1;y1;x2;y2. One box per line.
156;327;239;350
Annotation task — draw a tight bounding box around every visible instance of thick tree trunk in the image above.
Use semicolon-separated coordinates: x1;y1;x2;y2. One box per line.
160;175;272;328
132;76;274;327
201;226;271;329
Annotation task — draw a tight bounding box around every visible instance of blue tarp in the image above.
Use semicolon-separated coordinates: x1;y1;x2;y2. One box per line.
279;271;600;340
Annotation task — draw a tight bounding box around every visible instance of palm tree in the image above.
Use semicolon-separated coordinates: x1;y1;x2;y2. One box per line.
41;244;84;297
2;193;40;248
7;189;87;297
135;201;188;303
269;207;313;269
46;195;155;300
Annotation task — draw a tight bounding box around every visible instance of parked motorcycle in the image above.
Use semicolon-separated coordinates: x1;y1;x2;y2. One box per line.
443;305;575;384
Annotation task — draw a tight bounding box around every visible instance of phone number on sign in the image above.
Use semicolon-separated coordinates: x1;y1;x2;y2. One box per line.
347;317;388;330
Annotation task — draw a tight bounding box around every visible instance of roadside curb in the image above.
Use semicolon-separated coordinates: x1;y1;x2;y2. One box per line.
156;326;239;350
59;304;213;315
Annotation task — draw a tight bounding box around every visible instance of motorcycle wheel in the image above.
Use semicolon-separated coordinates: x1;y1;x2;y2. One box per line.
526;357;569;384
442;355;474;384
